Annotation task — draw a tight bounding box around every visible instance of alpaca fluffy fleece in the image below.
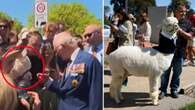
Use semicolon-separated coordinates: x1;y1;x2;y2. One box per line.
108;17;178;105
9;50;32;81
9;56;32;81
108;46;174;105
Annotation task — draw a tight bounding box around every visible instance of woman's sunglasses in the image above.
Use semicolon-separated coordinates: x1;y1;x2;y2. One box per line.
0;25;8;30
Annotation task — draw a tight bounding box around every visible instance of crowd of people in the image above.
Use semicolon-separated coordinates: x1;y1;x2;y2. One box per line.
0;17;103;110
105;8;152;49
106;5;195;66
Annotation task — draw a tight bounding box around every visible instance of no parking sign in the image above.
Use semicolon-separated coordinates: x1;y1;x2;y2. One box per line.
35;0;48;28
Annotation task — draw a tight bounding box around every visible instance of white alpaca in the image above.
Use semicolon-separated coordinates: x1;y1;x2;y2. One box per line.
2;49;32;81
108;17;179;105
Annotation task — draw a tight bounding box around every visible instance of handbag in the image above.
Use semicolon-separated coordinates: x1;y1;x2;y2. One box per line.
106;41;118;55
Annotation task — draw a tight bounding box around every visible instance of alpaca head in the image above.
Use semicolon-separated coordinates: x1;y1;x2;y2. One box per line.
161;17;179;39
10;54;32;81
2;49;32;81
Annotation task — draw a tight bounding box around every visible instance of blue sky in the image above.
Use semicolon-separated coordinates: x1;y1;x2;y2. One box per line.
156;0;195;8
1;0;195;26
0;0;102;25
104;0;195;13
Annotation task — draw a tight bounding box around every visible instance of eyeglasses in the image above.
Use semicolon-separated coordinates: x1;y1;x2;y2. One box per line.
177;9;187;14
179;10;186;14
0;25;8;30
84;33;93;38
84;31;99;38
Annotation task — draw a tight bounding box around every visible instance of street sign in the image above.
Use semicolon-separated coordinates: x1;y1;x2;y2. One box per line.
34;0;47;28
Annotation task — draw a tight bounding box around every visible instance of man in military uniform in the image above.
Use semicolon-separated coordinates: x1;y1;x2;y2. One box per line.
44;31;102;110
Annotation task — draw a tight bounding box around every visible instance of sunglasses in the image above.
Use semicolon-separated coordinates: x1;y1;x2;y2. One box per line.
84;31;99;38
179;11;186;14
84;33;93;38
177;9;186;14
0;25;8;30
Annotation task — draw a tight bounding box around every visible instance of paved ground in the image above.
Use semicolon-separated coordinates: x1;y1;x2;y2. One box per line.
104;66;195;110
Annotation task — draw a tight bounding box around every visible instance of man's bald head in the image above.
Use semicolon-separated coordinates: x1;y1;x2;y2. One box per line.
84;24;101;35
83;24;102;46
53;31;73;50
53;31;78;61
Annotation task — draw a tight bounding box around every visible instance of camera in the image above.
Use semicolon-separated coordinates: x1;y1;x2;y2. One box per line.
17;80;34;110
17;80;32;101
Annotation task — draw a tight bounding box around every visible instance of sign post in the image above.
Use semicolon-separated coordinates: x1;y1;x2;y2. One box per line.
34;0;48;28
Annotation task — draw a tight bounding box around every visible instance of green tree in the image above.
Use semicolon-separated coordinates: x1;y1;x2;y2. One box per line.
110;0;126;12
111;0;156;15
104;6;112;25
127;0;156;15
28;3;101;35
0;12;23;32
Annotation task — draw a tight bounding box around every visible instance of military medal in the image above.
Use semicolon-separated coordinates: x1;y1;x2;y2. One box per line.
72;79;78;88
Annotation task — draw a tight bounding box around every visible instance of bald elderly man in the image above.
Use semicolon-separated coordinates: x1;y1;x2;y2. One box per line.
44;31;102;110
83;24;103;64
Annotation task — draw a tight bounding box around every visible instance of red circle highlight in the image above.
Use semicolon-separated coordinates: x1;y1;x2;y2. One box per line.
0;45;46;90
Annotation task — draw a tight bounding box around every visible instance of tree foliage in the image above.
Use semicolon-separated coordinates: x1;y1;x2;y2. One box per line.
28;3;101;35
111;0;126;12
111;0;156;15
0;12;23;32
128;0;156;15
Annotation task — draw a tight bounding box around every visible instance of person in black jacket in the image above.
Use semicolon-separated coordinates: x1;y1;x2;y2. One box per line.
159;4;193;99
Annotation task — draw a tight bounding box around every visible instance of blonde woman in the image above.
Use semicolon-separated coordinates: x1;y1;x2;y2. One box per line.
0;75;41;110
0;50;41;110
0;74;17;110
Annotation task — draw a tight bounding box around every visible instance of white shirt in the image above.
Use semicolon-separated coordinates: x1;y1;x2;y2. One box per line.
65;48;80;78
138;22;152;41
70;48;80;63
88;43;103;64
